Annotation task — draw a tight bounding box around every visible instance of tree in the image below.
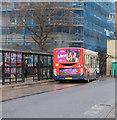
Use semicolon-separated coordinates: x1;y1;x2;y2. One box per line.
15;2;70;51
98;50;114;76
98;51;106;76
97;37;107;76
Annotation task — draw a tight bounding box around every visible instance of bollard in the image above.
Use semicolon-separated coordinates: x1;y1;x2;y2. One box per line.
110;70;111;77
114;70;116;78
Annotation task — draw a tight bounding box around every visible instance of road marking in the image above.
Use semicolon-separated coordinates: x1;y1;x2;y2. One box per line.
84;110;100;115
100;104;111;106
84;104;105;116
91;105;105;110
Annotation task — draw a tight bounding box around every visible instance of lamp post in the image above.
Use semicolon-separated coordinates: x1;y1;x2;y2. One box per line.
23;24;26;49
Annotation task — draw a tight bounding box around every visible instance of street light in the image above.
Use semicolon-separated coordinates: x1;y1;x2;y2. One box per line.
23;24;26;49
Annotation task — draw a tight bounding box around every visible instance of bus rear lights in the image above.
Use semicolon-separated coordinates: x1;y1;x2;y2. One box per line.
56;63;59;66
54;69;57;76
80;68;83;75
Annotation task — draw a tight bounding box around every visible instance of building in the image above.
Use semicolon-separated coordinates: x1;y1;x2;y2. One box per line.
1;1;114;53
115;1;117;40
106;1;117;76
106;40;117;76
84;2;114;53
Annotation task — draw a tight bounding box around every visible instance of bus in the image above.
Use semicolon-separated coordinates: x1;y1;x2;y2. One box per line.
53;47;99;82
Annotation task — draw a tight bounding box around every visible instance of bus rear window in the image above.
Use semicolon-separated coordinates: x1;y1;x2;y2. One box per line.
56;49;81;63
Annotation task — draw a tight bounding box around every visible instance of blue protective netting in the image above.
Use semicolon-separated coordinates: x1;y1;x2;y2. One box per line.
84;2;114;53
1;2;114;52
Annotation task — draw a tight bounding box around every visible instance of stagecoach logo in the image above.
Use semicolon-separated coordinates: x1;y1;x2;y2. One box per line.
57;54;67;59
78;63;81;67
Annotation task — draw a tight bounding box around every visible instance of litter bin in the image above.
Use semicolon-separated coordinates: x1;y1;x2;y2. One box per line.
112;60;117;77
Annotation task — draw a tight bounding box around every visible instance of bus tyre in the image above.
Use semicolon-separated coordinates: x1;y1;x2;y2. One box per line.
96;71;98;78
88;72;89;83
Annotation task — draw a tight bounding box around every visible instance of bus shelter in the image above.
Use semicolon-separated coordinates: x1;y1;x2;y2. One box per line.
0;48;53;85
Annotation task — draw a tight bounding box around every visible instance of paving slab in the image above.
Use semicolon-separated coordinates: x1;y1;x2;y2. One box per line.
1;79;54;89
101;104;116;119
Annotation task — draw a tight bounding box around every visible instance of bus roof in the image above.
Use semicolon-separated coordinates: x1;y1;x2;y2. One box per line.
83;49;98;55
54;47;83;50
54;47;98;55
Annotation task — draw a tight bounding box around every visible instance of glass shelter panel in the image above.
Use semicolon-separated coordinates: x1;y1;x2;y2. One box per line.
0;52;2;83
40;55;52;80
33;55;38;81
24;54;33;80
4;52;23;84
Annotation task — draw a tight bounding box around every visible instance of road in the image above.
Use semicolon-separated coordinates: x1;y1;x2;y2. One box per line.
2;78;115;118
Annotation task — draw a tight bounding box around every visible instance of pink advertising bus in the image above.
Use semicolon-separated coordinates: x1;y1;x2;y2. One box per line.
53;47;99;82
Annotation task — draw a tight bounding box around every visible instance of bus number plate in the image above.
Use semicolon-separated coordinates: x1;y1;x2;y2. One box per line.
65;77;72;79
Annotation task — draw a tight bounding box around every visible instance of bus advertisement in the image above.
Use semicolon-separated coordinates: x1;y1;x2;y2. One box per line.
53;48;99;81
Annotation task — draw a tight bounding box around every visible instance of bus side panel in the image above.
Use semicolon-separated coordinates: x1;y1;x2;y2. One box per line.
83;49;97;81
83;50;89;80
84;67;97;80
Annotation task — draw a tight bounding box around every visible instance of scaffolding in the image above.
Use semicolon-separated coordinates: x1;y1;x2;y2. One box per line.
1;1;114;52
84;2;114;53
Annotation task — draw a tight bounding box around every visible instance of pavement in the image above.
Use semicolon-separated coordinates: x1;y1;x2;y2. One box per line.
1;79;55;101
100;104;116;119
0;76;109;89
1;76;116;118
1;78;54;89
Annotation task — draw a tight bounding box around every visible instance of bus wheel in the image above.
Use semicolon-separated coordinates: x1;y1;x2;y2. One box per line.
96;71;98;78
88;72;90;83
